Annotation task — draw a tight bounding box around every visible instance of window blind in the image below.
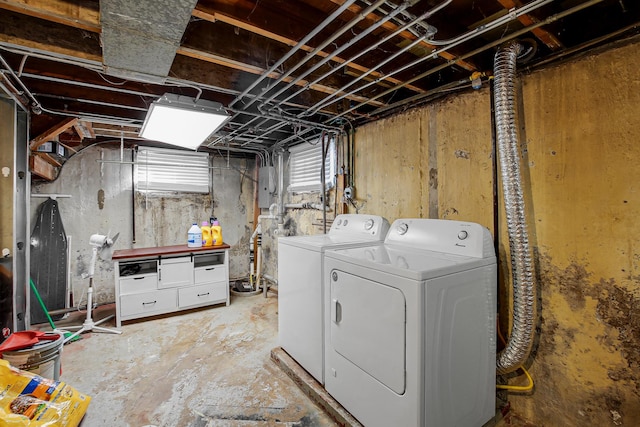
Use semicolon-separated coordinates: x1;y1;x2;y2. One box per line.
136;147;210;193
288;138;335;193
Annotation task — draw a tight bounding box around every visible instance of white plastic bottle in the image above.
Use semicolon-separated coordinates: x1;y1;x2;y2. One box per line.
187;223;202;248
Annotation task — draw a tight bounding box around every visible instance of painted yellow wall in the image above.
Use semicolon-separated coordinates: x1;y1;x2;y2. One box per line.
352;38;640;425
0;98;14;253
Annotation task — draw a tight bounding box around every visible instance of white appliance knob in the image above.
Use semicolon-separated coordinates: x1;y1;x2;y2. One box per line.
343;219;348;226
458;230;469;240
364;219;374;230
336;219;342;226
397;223;409;235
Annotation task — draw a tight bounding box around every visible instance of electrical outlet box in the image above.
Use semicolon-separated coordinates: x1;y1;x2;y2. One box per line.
36;141;66;159
258;166;276;208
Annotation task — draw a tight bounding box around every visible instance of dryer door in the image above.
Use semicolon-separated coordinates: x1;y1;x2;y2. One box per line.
329;269;406;394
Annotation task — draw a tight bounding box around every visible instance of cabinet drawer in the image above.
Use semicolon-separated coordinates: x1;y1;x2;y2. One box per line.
119;274;158;295
120;289;176;317
194;265;226;284
179;282;227;308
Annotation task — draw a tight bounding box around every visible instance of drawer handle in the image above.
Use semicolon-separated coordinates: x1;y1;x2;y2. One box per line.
205;267;216;271
133;276;145;280
197;292;210;297
142;301;157;306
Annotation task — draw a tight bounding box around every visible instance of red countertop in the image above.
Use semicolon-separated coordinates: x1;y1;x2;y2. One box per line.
112;244;230;261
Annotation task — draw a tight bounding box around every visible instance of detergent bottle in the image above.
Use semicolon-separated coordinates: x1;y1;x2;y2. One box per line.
187;223;202;248
211;218;223;246
201;221;213;247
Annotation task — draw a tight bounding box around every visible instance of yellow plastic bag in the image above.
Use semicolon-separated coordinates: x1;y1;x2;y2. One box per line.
0;359;90;426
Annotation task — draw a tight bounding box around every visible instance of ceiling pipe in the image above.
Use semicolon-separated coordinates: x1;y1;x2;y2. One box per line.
309;0;554;116
427;0;554;46
363;0;437;40
229;0;358;109
33;93;150;112
240;0;390;111
303;0;456;116
0;52;41;112
276;0;450;111
257;0;413;109
333;0;606;121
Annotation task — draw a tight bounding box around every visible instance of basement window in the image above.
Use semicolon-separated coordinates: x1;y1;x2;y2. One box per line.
136;147;209;193
288;137;336;193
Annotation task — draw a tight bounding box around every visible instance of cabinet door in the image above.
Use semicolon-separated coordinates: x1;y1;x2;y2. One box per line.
158;257;193;289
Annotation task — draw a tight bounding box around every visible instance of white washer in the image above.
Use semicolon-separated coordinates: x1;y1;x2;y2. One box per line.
278;214;390;384
324;218;497;427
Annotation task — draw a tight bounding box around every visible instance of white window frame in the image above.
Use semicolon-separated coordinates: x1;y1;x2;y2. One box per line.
287;137;336;193
136;147;210;193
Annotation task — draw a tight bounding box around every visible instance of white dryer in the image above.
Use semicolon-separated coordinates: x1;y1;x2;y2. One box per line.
277;214;389;384
323;218;496;427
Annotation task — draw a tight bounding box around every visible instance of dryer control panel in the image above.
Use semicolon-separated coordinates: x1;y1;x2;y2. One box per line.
385;218;494;258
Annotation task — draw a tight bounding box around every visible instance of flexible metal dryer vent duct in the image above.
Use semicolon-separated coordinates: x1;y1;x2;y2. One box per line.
494;41;537;375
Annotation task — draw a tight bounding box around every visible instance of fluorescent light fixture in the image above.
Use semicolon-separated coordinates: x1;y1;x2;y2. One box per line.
140;93;231;150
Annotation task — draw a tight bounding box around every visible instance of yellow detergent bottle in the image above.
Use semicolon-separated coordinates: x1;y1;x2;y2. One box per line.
211;218;223;246
201;221;213;247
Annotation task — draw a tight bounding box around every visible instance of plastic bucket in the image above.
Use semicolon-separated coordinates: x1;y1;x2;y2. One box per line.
1;332;63;380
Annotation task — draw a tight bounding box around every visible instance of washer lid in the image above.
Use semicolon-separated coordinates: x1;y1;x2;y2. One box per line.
325;244;495;281
277;233;384;251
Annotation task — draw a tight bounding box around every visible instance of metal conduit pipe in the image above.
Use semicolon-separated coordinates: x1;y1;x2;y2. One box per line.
212;106;342;144
362;0;437;39
229;0;358;108
493;41;536;375
285;203;325;210
241;0;390;111
0;52;41;109
309;0;553;116
278;0;449;111
277;150;285;223
209;116;268;146
306;31;431;115
332;0;606;122
259;0;412;108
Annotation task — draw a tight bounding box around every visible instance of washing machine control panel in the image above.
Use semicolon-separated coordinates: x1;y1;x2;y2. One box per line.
330;214;390;238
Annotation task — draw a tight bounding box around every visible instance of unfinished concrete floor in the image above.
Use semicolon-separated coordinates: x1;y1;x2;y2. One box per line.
51;292;336;426
31;290;534;427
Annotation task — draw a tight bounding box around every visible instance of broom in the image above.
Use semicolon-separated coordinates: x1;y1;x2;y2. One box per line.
30;278;81;343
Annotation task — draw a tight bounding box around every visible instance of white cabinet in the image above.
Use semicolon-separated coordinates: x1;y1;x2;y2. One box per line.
114;246;230;327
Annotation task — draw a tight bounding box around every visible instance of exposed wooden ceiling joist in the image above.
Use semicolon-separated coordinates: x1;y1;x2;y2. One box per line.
327;0;478;72
192;6;427;94
496;0;564;50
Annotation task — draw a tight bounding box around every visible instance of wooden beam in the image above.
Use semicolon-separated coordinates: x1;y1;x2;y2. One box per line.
30;117;78;150
326;0;478;72
192;7;427;94
73;121;95;140
496;0;563;50
29;154;57;181
0;0;100;32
